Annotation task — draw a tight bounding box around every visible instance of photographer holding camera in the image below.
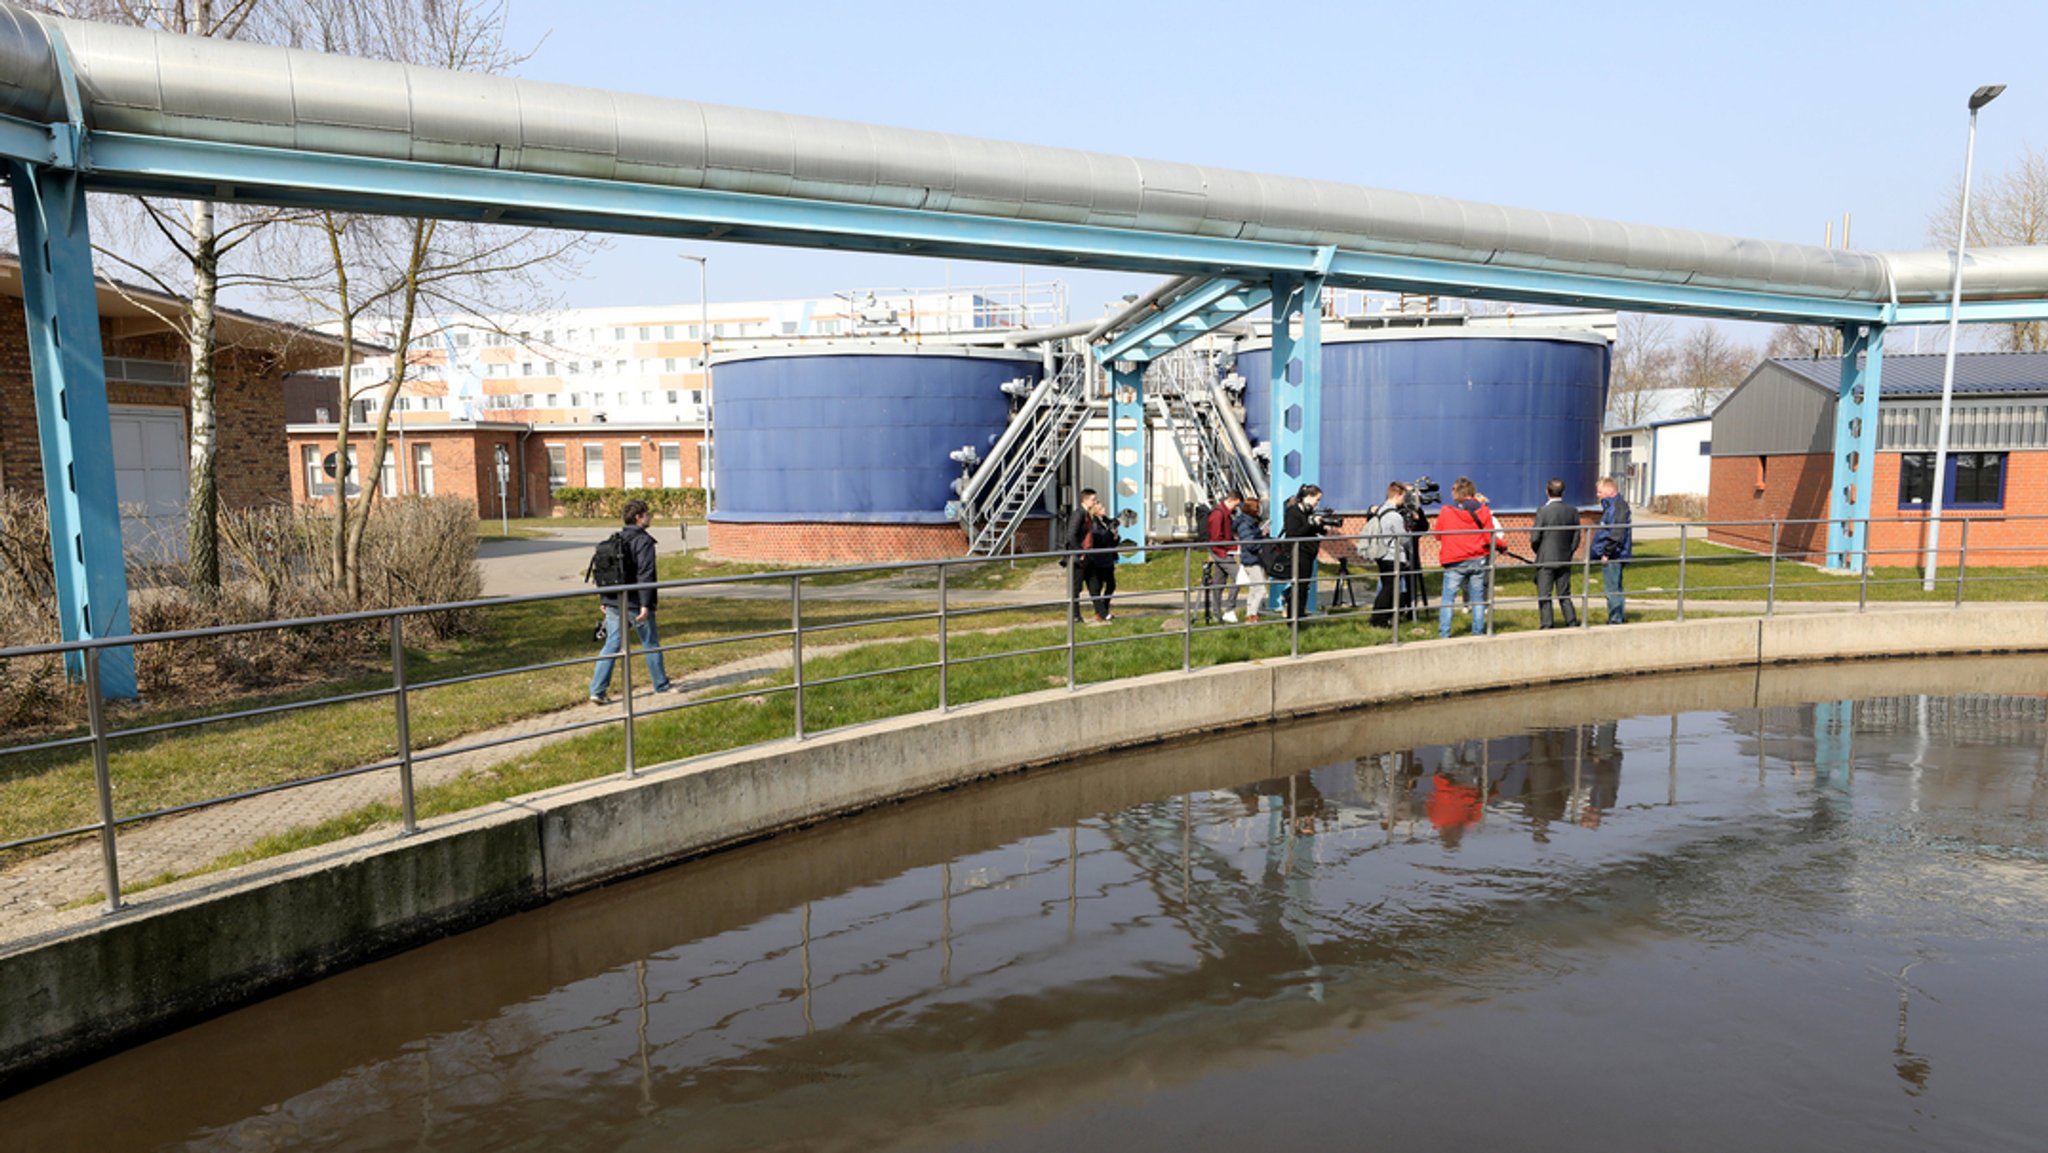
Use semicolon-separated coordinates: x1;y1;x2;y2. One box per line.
1432;476;1506;639
1278;483;1332;620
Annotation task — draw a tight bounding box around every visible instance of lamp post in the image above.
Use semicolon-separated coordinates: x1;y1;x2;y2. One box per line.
677;253;712;513
1923;83;2005;590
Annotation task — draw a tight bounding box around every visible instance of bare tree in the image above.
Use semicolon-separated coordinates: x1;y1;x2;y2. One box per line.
19;1;324;592
265;0;587;601
1765;323;1843;360
1675;325;1754;418
1608;313;1676;426
1930;144;2048;353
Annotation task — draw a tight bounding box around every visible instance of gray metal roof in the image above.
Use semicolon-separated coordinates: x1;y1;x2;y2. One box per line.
1769;352;2048;398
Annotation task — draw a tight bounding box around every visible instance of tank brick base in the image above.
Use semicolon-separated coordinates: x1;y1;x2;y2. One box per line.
707;519;1050;565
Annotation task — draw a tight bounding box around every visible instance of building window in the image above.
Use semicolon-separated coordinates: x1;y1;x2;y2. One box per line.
1900;452;2006;510
664;357;678;373
545;393;559;408
713;323;729;338
453;331;472;348
413;444;435;496
622;444;643;487
639;358;656;375
547;445;567;490
303;445;325;498
686;324;700;340
638;326;651;341
613;326;626;341
545;361;558;376
666;390;679;405
689;389;704;408
521;362;535;376
583;444;605;487
663;324;675;339
379;450;398;498
640;390;654;405
568;361;582;375
614;360;628;374
1699;440;1712;456
570;392;584;407
660;443;682;487
522;393;536;408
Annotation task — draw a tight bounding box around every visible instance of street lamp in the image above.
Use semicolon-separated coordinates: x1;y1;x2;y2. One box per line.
677;253;713;513
1923;83;2005;589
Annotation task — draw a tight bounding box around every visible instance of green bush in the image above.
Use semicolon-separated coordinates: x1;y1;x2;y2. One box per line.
549;486;706;519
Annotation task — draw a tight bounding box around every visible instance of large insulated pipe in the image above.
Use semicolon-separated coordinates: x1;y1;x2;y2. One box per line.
3;4;2044;306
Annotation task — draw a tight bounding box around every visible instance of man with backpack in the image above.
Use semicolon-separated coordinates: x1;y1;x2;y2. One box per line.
588;498;672;705
1367;481;1409;628
1205;492;1243;623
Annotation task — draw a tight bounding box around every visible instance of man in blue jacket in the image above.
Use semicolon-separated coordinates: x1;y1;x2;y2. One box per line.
1592;477;1633;625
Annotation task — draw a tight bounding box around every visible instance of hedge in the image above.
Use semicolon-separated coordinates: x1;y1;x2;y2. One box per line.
549;486;707;519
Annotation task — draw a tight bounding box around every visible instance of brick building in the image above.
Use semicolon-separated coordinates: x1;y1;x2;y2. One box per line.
2;255;352;556
1708;352;2048;566
284;420;709;518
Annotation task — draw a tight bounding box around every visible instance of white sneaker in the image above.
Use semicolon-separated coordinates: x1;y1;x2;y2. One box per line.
1222;611;1238;623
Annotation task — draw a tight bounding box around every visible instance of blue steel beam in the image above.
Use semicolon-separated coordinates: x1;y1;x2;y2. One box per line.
6;161;136;698
72;131;2048;329
1095;278;1265;363
1889;299;2048;325
1268;267;1325;612
1124;286;1275;362
1109;363;1148;564
1825;325;1883;573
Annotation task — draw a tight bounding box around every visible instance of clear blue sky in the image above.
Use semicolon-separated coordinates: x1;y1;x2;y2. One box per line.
502;0;2048;332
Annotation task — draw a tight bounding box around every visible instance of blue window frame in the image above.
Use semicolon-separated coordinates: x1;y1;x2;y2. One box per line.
1898;452;2006;510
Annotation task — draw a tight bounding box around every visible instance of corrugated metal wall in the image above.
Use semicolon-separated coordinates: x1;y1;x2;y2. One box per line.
1878;399;2048;451
1709;365;1835;456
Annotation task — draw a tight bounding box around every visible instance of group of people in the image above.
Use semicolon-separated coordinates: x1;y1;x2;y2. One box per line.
1172;474;1636;639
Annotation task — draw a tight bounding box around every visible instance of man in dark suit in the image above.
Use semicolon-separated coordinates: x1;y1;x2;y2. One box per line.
1531;477;1581;629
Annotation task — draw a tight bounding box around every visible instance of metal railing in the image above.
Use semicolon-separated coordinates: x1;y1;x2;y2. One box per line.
3;510;2045;915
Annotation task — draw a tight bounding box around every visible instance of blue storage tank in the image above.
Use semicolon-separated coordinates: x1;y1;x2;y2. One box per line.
1238;328;1610;512
707;343;1041;525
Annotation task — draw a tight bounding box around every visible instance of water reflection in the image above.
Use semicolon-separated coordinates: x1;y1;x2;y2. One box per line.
6;656;2048;1153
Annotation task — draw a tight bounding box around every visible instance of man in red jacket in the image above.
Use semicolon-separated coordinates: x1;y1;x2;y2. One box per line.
1205;492;1243;622
1433;476;1505;638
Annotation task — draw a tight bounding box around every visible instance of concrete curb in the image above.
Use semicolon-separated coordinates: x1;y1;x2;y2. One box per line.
5;605;2046;1086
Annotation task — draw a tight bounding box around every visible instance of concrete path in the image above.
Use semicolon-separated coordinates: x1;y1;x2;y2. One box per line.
476;523;702;599
0;630;842;943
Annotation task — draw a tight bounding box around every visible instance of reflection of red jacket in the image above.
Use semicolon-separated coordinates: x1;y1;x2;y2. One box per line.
1434;500;1500;565
1427;774;1485;832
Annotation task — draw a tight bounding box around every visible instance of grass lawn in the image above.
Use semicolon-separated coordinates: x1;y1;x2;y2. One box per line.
1609;538;2048;603
0;593;977;860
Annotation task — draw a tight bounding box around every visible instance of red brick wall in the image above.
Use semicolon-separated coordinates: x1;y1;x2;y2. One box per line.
708;518;1050;564
1706;450;2048;567
0;323;287;508
1706;453;1833;561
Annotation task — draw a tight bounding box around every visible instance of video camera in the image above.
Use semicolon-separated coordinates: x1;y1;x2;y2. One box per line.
1403;476;1441;512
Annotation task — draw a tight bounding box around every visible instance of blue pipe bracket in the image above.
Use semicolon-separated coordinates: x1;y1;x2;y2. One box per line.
1109;362;1147;564
1825;326;1883;573
7;161;137;699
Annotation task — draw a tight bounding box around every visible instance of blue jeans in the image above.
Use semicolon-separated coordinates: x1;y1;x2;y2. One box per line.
1438;558;1490;638
590;603;670;697
1603;559;1626;624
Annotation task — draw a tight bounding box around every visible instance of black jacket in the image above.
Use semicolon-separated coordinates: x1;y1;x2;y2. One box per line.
603;524;660;613
1279;501;1321;576
1531;499;1582;566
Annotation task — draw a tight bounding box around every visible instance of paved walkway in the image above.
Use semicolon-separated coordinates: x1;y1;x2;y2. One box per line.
0;630;851;942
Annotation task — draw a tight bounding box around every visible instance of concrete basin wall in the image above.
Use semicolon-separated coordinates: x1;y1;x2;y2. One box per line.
5;606;2046;1086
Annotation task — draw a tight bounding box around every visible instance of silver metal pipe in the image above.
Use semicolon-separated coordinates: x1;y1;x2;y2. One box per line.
6;7;2029;303
391;616;417;834
83;647;121;914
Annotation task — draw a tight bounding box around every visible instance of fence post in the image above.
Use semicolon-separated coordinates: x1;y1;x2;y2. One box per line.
1390;549;1403;647
1580;535;1593;628
1955;518;1971;607
937;562;950;712
621;594;637;776
390;615;417;832
1858;535;1872;612
791;574;806;739
1766;521;1781;617
1289;542;1301;659
1182;547;1194;672
1675;523;1689;624
1484;538;1497;637
83;647;122;914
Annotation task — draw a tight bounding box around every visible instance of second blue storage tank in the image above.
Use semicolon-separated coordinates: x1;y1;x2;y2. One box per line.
1238;328;1610;512
708;343;1041;524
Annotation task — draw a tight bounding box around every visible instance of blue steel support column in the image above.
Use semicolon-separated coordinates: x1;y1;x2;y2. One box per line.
1269;261;1326;610
1825;325;1883;573
7;161;137;698
1109;361;1147;564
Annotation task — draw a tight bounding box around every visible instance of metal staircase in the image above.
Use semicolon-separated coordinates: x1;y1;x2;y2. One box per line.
1150;349;1265;503
953;349;1093;556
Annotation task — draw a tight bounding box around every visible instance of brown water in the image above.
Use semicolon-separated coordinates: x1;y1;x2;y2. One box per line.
10;657;2048;1153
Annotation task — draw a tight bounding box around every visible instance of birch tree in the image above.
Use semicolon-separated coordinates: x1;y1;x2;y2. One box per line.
1607;313;1676;426
1930;145;2048;353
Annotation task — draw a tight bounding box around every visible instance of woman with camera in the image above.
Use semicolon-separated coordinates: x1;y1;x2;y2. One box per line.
1077;490;1121;624
1278;484;1328;620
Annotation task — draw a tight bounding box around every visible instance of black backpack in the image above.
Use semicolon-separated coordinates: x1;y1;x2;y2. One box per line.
586;531;629;588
